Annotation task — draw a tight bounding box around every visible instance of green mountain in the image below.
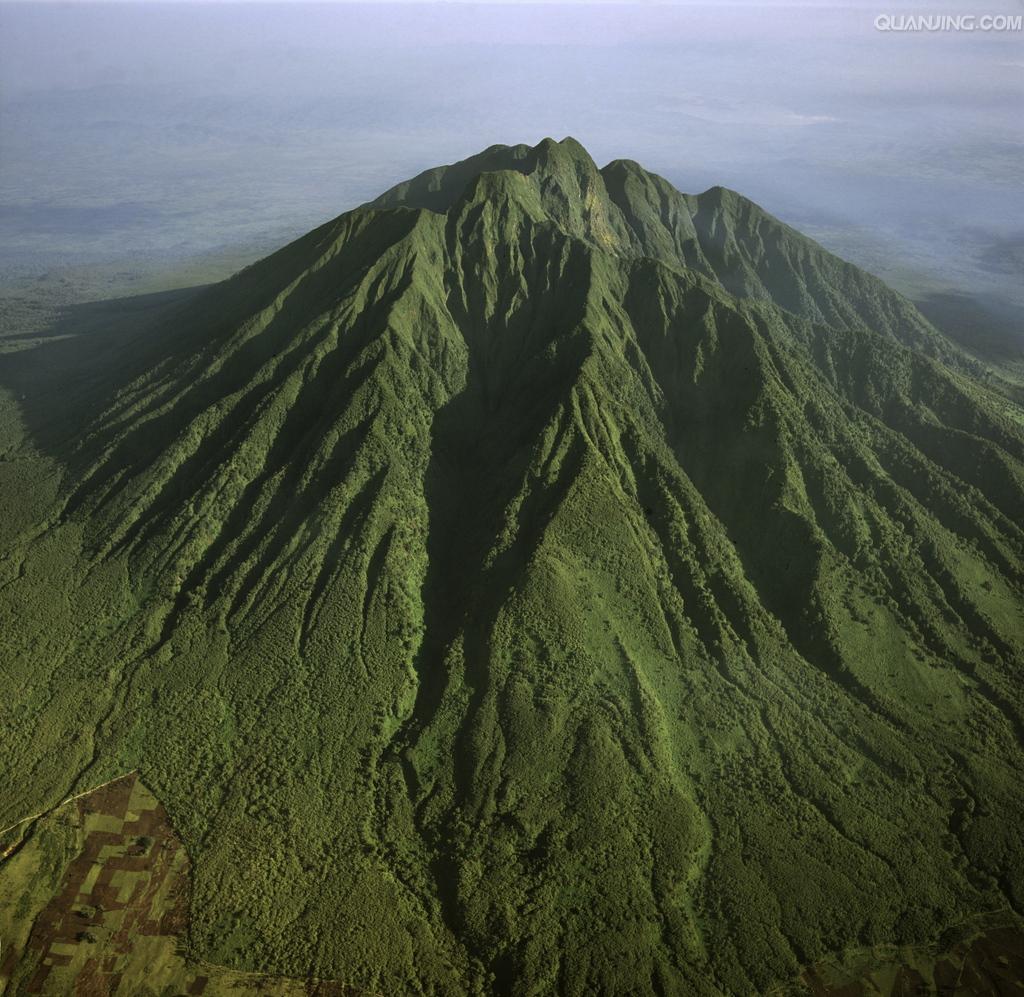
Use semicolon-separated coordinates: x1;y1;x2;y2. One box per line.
1;137;1022;995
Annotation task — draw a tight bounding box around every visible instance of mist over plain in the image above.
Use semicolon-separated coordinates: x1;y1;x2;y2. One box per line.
1;1;1021;317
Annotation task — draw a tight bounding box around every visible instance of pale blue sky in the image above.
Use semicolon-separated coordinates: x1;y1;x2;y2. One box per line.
1;0;1021;308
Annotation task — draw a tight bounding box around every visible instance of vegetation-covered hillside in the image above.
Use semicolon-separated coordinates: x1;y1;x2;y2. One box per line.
1;138;1022;995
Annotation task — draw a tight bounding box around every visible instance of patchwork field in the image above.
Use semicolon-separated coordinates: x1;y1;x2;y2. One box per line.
782;913;1024;996
0;773;371;996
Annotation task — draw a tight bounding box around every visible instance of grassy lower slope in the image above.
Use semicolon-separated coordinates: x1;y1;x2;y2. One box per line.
0;138;1022;996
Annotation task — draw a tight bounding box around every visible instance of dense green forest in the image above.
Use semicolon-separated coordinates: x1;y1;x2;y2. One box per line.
1;137;1021;995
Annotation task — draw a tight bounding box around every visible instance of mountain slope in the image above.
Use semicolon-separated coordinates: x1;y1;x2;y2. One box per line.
1;137;1022;996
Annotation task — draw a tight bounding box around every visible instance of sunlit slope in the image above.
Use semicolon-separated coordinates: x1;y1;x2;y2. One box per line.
374;138;966;363
1;138;1022;996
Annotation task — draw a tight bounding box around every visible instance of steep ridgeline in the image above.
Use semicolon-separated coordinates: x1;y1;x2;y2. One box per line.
1;138;1022;996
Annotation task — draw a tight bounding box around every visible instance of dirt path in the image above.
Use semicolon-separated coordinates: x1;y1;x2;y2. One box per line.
0;769;138;846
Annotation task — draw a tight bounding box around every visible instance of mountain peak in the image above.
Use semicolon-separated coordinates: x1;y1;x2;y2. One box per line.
369;140;958;360
370;136;599;215
535;134;592;159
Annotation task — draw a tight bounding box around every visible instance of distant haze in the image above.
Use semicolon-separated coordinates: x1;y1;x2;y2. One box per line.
1;1;1022;307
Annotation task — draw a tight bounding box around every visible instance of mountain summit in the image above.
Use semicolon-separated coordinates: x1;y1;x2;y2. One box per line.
1;138;1022;995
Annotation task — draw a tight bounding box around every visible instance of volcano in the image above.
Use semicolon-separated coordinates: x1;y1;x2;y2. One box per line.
1;138;1022;995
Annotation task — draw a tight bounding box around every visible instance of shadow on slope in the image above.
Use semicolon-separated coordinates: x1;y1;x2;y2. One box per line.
0;284;211;458
915;291;1024;390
